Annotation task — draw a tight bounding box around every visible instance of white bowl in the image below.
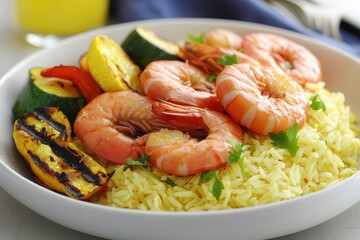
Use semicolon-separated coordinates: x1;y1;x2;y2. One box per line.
1;18;360;240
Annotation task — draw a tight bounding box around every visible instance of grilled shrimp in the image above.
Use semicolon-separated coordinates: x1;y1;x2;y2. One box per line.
140;60;223;112
205;28;242;49
73;91;190;164
241;33;322;85
216;63;309;135
145;101;244;176
179;41;258;74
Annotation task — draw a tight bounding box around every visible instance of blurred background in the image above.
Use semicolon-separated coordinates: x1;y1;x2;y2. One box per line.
111;0;360;57
1;0;360;77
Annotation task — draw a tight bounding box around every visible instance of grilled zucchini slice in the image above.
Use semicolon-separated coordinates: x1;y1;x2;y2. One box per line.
12;68;86;124
13;107;109;200
121;27;180;68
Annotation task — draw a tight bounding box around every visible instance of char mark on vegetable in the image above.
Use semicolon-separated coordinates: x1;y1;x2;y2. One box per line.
31;108;68;140
28;150;85;198
17;112;103;185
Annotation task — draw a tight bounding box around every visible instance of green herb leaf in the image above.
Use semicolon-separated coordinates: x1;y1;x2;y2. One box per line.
227;138;249;179
122;154;151;171
269;123;299;157
199;170;218;184
283;61;294;70
165;177;177;187
217;54;238;66
199;170;224;200
137;153;151;164
309;94;327;112
188;32;206;44
208;73;218;82
212;177;224;200
123;155;180;188
123;157;146;171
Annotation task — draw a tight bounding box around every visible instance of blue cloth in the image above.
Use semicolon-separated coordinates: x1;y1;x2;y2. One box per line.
110;0;360;58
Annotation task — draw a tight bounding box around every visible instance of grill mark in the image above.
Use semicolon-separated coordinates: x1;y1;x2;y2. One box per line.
64;184;84;199
28;150;84;198
63;146;102;184
32;108;68;140
56;172;69;182
18;113;102;186
28;150;55;175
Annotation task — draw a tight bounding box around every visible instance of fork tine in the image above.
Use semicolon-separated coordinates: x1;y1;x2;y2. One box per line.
304;11;316;31
329;15;342;40
314;15;323;32
319;16;331;37
268;0;343;40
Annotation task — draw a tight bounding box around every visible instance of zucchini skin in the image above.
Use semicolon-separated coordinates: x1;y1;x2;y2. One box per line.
13;107;109;200
121;27;181;69
12;68;86;124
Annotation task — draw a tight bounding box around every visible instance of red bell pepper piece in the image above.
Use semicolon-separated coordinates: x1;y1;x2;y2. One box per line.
42;66;102;102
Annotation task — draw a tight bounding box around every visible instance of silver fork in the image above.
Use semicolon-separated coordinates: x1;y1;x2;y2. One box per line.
267;0;343;40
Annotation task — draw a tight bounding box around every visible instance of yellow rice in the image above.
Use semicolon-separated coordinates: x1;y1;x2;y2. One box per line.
90;82;360;211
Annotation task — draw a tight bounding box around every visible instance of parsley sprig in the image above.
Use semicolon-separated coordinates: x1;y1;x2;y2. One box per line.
123;154;176;187
227;139;250;180
309;94;327;112
269;123;299;157
123;153;150;171
208;73;218;82
207;54;238;83
217;54;238;66
188;32;206;44
198;139;250;200
283;61;294;70
199;170;224;200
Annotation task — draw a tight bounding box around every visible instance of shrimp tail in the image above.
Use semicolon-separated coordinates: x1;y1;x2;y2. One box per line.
152;100;206;129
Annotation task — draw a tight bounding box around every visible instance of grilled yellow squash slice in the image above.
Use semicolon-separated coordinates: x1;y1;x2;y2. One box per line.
13;107;109;200
87;34;143;93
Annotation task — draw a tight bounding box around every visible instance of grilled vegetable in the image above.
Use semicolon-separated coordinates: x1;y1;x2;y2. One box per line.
12;68;86;124
121;27;180;69
41;65;102;102
87;34;142;93
79;53;90;73
13;107;109;200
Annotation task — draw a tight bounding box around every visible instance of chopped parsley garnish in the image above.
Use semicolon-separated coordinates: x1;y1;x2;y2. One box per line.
217;54;238;66
123;154;176;187
188;32;206;44
212;177;224;201
199;170;217;184
208;72;218;82
199;170;224;200
309;94;327;112
123;153;150;171
165;177;177;187
269;123;299;157
283;61;294;70
227;138;250;180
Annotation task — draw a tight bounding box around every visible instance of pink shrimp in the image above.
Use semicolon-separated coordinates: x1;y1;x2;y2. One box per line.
140;60;224;112
145;101;244;176
241;33;322;85
73;91;195;164
216;63;309;135
179;41;258;74
205;28;242;49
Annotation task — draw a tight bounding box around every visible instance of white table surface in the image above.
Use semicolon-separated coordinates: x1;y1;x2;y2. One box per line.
1;0;360;239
